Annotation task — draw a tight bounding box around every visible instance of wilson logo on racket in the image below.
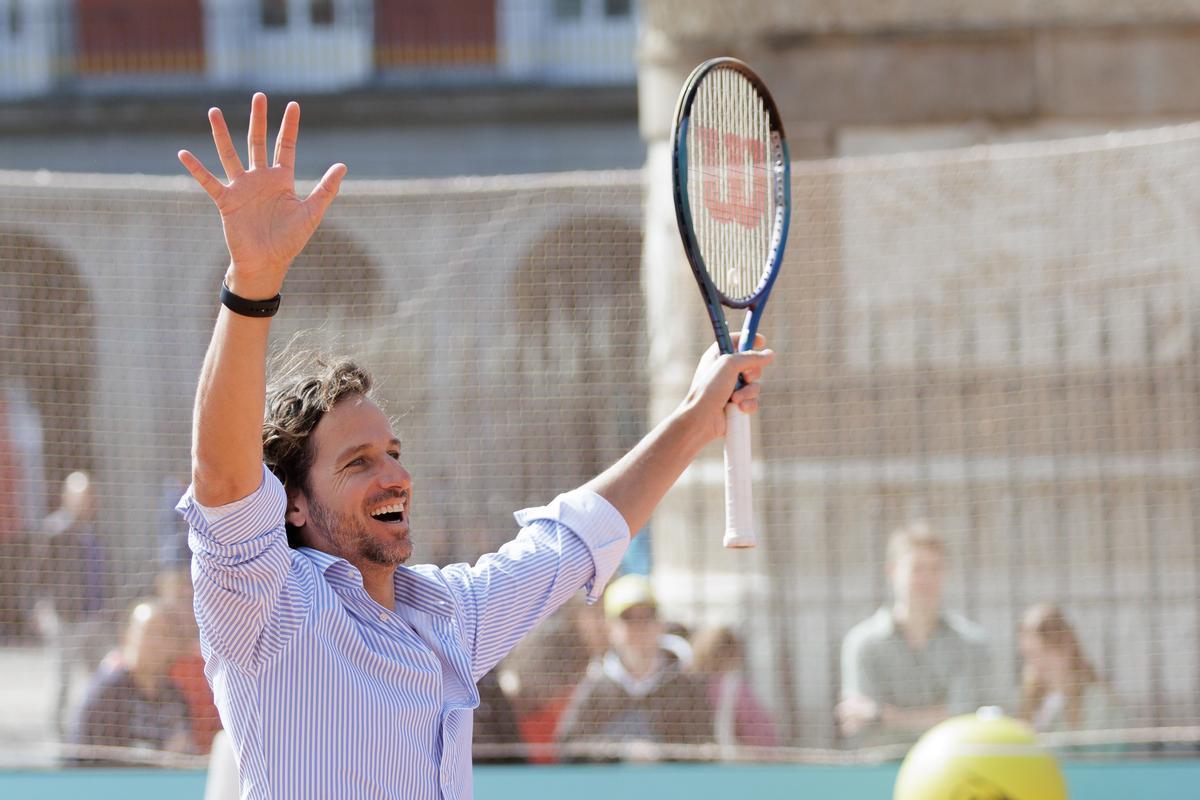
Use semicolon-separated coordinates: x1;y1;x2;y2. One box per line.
696;125;767;229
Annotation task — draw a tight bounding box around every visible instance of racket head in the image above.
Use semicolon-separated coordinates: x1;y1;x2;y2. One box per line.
671;57;791;314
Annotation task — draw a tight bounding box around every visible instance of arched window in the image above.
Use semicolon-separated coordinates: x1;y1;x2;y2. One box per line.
511;215;644;503
0;230;92;639
0;231;95;495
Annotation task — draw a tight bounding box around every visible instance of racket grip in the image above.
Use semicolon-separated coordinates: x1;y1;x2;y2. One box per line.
723;404;756;548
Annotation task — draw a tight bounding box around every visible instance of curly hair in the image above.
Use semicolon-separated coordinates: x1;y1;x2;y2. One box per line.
261;351;373;547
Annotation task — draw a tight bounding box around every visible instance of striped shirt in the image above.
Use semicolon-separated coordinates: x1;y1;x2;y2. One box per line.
178;465;628;799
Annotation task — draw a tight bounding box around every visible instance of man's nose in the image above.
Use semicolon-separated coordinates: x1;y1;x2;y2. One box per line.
381;458;411;489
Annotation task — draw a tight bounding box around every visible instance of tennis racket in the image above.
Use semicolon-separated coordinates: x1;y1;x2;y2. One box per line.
671;57;791;549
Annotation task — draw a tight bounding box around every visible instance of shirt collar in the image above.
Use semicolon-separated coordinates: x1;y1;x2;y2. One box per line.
393;566;455;618
298;546;343;575
297;548;455;619
601;650;668;697
875;605;951;639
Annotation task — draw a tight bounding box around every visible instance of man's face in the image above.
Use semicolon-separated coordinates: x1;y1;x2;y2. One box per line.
888;546;945;610
63;473;95;520
287;395;413;568
609;603;663;661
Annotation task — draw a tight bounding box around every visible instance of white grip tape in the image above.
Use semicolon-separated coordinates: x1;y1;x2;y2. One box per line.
723;404;756;548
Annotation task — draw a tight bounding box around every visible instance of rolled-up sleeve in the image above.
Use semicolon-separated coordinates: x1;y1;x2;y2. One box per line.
512;488;629;603
444;488;629;680
176;465;300;669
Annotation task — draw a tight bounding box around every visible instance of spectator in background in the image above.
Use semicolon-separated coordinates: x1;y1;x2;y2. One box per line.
472;667;527;763
156;474;221;755
1018;603;1122;736
502;598;600;763
67;600;197;764
837;520;992;747
690;625;780;753
156;474;194;607
556;574;712;759
36;470;113;737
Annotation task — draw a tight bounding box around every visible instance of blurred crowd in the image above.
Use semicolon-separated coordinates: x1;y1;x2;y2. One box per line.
0;467;1158;765
475;519;1133;763
24;471;219;764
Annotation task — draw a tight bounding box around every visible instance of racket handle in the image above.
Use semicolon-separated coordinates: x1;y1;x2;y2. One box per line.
723;404;756;548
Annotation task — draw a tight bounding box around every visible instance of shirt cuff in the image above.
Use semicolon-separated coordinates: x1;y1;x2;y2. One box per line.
175;464;286;545
513;488;629;604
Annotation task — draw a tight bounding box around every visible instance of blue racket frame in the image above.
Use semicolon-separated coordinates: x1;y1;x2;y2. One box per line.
671;56;791;362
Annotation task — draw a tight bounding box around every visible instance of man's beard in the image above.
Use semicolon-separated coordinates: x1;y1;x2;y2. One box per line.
307;495;410;567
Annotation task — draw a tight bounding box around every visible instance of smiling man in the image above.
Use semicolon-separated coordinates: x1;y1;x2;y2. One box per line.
174;94;775;800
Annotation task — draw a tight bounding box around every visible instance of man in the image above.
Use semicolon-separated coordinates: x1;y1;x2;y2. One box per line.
556;574;712;759
37;470;112;737
175;93;774;798
837;520;993;747
68;600;197;764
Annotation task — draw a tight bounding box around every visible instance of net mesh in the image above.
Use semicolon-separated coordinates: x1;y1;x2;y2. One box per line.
2;123;1200;768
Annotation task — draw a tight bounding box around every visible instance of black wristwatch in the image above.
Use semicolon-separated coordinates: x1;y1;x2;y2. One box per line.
220;282;281;318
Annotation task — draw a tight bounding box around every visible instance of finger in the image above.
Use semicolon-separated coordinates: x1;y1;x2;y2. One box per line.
207;108;244;181
731;382;761;406
273;101;300;171
303;163;348;220
247;92;268;170
734;397;760;414
736;364;764;384
731;382;762;414
177;150;224;202
729;348;775;378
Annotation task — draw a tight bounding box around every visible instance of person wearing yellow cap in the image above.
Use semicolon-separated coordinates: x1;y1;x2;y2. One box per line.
555;574;711;760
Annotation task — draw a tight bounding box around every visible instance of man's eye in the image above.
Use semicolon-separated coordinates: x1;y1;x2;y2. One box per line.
347;457;366;468
388;451;401;461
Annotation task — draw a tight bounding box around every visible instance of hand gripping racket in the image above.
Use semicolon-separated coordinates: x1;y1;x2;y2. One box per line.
671;57;791;548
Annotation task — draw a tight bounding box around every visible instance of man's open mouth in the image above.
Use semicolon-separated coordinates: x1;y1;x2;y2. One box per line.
370;501;406;523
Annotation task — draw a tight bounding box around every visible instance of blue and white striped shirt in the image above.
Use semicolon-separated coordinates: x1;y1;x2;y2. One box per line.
178;465;629;799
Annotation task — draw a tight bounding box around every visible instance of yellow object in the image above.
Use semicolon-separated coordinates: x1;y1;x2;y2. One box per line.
602;574;657;620
894;708;1068;800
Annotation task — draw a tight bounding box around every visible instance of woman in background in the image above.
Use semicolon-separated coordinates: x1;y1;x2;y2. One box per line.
1018;603;1122;736
690;625;779;755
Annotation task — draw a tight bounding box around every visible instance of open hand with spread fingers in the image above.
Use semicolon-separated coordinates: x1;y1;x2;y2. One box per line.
178;92;347;299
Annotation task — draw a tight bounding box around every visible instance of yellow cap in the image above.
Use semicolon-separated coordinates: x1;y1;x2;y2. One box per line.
603;574;657;620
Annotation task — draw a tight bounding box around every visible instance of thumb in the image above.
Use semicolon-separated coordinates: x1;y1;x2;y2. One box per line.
304;163;347;220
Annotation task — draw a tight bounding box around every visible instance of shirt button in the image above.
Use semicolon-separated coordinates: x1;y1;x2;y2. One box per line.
378;612;388;622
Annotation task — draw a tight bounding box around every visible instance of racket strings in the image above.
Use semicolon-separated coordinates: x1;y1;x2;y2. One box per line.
687;67;778;302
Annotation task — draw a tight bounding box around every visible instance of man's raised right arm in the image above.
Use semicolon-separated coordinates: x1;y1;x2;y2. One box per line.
178;92;345;505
